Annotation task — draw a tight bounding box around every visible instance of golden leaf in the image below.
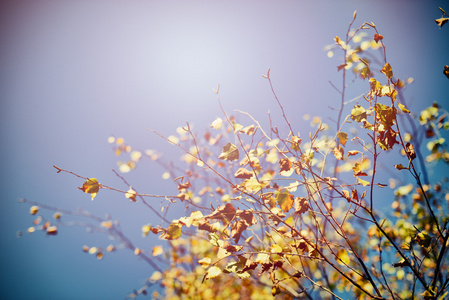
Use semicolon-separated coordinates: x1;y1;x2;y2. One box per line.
210;118;223;130
79;178;100;200
30;206;39;215
358;177;370;187
381;63;393;79
198;257;212;268
126;188;137;202
205;266;222;280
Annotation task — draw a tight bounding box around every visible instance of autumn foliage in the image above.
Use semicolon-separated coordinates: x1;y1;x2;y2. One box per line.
20;10;449;300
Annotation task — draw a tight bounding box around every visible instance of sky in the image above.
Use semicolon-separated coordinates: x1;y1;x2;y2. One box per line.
1;1;448;299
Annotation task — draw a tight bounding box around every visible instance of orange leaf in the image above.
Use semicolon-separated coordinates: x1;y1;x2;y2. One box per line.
374;33;383;43
348;150;360;156
276;190;294;213
352;189;359;202
337;64;347;71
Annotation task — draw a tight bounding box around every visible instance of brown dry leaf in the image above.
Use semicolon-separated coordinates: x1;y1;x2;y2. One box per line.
234;167;253;179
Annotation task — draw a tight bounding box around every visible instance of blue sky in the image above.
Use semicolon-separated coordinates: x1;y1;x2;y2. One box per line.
1;1;448;299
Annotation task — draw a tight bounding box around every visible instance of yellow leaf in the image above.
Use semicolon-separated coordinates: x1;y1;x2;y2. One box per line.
286;181;300;192
271;244;283;253
79;178;100;200
381;63;393;79
276;190;294;213
358;177;370;186
190;211;204;226
152;245;163;256
394;184;413;196
255;253;270;264
163;223;182;240
435;17;449;28
217;247;230;260
232;122;243;133
126;187;137;202
337;132;348;146
179;211;204;228
240;124;256;135
198;257;212;268
398;103;410;114
30;206;39;215
244;177;265;194
219;143;239;161
205;266;222;280
337;248;350;266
